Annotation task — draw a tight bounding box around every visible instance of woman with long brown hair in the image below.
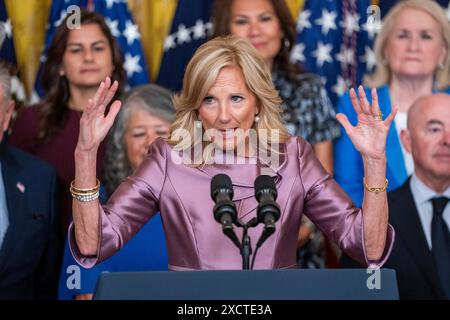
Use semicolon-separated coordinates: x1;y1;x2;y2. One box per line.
9;10;125;231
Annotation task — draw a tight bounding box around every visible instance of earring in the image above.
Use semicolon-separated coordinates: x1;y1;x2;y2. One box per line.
283;38;290;49
59;70;65;76
254;115;261;124
438;62;444;70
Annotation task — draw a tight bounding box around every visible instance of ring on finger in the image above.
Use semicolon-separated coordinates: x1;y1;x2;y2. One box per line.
373;112;383;121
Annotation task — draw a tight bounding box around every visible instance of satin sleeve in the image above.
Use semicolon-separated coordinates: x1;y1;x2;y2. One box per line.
298;138;394;267
69;138;168;268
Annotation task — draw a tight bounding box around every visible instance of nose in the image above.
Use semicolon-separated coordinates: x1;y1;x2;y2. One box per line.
443;127;450;145
249;21;262;37
83;48;94;62
217;103;232;124
408;34;420;52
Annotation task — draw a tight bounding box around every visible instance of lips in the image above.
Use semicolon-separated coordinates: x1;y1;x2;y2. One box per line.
80;68;100;73
251;42;266;49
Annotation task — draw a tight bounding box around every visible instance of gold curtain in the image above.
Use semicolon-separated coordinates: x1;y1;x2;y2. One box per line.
5;0;51;97
6;0;309;97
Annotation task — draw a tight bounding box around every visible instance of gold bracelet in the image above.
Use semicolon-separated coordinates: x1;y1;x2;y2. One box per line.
70;179;100;194
70;188;99;197
364;178;388;194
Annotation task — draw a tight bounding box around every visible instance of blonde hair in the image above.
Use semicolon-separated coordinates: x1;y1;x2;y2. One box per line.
365;0;450;89
169;35;290;167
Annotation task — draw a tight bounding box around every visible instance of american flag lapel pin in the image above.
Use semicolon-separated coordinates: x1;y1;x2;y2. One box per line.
16;181;25;193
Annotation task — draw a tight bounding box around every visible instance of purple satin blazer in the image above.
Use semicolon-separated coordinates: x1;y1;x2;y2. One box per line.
70;137;394;270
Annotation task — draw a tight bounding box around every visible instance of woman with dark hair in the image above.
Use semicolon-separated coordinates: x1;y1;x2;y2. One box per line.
212;0;341;267
9;10;126;230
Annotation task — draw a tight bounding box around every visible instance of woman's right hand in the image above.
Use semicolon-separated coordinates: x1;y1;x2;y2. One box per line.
77;77;122;153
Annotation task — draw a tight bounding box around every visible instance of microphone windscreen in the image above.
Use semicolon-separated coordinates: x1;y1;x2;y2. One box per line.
254;175;276;197
211;174;233;200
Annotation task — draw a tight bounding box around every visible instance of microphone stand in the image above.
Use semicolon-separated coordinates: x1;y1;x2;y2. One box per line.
235;218;259;270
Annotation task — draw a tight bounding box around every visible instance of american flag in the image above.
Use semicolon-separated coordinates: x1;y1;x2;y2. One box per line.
34;0;149;97
156;0;213;92
292;0;376;107
0;0;26;103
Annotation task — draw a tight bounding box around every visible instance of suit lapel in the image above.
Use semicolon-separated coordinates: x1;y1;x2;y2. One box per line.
389;181;446;297
0;143;27;271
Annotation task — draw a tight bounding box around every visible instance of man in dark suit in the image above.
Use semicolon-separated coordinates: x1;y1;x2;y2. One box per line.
0;63;61;299
341;93;450;300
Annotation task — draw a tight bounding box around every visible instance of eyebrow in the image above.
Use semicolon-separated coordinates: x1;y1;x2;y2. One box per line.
233;11;273;18
66;40;107;47
426;119;444;126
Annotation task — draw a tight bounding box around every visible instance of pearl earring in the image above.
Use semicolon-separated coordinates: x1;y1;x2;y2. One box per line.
254;115;261;124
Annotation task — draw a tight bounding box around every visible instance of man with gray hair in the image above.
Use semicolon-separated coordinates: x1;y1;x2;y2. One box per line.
0;62;61;299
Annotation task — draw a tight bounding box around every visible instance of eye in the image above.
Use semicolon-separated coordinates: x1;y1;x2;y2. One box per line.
233;18;248;26
260;15;273;22
94;46;106;51
231;95;244;103
427;125;443;134
420;32;433;40
203;96;215;104
396;31;409;39
68;48;81;53
132;132;146;138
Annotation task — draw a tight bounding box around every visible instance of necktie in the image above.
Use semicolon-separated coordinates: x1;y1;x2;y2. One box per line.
431;197;450;298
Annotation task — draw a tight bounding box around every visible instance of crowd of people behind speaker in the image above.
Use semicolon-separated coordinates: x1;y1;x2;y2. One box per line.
8;10;125;233
334;0;450;207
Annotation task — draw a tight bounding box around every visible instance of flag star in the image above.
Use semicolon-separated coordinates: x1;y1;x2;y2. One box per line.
105;18;120;38
11;76;26;102
312;42;333;67
192;19;206;40
105;0;120;9
297;10;312;32
315;9;337;35
54;11;68;27
2;19;12;38
335;46;355;65
123;20;141;45
205;22;213;36
164;33;177;51
124;53;142;77
360;45;377;71
290;43;305;63
340;13;360;36
363;16;381;39
177;24;191;44
332;76;348;97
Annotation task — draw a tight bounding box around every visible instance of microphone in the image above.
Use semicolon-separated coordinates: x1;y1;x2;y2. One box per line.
211;174;240;248
254;175;280;248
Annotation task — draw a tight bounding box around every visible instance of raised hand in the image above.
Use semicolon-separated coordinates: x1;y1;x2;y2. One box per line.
77;77;122;152
336;86;397;160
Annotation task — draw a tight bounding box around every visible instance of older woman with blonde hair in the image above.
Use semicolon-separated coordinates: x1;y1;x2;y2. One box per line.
334;0;450;207
69;35;396;271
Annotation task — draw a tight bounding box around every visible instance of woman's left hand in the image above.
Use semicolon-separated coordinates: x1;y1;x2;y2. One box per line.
336;86;397;160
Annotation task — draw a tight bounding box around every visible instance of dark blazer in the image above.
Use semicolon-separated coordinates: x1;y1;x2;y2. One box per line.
340;179;448;300
0;141;60;299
